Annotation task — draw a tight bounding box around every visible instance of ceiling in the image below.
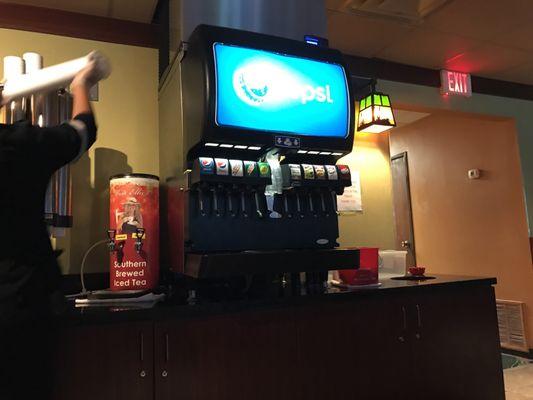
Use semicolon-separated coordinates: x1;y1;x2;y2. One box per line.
327;0;533;85
1;0;158;23
3;0;533;86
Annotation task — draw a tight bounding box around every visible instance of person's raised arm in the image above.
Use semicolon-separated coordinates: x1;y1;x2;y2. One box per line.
4;61;101;171
70;61;95;117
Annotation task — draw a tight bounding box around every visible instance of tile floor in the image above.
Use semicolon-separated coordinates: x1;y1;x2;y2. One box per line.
504;364;533;399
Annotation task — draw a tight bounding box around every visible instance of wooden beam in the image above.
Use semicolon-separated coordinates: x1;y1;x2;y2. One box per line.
344;54;533;102
0;2;157;48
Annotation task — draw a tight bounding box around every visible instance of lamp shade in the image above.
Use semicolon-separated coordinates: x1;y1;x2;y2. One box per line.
357;92;396;133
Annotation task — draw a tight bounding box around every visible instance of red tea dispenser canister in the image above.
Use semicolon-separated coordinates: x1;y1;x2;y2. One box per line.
109;174;159;291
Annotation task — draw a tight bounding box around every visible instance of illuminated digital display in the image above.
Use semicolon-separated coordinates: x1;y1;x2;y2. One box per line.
440;69;472;97
213;43;350;138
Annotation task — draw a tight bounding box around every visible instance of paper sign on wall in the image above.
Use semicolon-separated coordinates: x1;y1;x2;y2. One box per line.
337;171;362;213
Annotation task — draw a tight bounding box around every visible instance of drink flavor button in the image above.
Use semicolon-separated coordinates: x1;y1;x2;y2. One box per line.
337;165;351;179
199;157;215;174
244;161;258;177
229;160;244;177
289;164;302;180
314;165;326;180
302;164;315;179
325;165;338;180
258;162;271;177
215;158;229;176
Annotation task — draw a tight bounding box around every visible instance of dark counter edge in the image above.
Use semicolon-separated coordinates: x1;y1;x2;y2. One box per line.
57;275;497;326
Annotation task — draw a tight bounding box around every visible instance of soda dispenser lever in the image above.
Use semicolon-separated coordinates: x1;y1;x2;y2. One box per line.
296;192;303;218
283;193;292;218
308;190;316;217
212;185;220;217
313;165;327;217
254;190;263;218
199;189;206;216
198;186;206;216
240;191;248;218
319;189;328;216
325;165;341;215
281;164;303;219
228;160;245;218
331;191;338;214
214;159;230;217
228;188;235;217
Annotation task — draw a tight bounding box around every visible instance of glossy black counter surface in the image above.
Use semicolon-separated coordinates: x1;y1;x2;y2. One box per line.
57;274;497;326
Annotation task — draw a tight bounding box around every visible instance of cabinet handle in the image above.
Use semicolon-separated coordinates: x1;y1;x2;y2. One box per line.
165;333;170;362
139;332;144;362
140;370;146;378
162;370;168;378
416;304;422;329
401;306;407;330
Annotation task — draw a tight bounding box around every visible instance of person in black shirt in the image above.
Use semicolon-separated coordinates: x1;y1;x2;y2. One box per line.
0;61;101;400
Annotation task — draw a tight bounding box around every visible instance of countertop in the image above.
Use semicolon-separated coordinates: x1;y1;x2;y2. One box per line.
58;274;497;326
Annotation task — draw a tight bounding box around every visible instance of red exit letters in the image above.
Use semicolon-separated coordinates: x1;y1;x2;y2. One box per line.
440;70;472;97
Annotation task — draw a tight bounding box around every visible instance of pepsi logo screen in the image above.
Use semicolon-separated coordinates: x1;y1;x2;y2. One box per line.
213;43;350;138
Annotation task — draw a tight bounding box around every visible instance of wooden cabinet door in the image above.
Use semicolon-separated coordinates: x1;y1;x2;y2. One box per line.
295;295;413;400
155;308;298;400
411;286;505;400
51;321;154;400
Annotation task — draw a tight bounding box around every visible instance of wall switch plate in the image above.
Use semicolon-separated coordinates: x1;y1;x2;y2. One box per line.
468;169;481;179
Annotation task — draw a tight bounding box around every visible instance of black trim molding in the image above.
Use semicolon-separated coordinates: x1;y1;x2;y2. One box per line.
344;54;533;102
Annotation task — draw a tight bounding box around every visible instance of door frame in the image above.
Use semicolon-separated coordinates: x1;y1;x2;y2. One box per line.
391;151;417;267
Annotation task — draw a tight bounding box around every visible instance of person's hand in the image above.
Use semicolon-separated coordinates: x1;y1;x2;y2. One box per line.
70;60;97;90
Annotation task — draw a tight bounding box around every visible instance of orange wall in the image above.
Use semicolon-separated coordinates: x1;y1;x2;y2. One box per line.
390;110;533;347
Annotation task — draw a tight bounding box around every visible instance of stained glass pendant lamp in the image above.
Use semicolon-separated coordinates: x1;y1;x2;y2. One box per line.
357;84;396;133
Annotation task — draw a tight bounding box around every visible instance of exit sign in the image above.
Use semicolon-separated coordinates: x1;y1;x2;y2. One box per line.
440;70;472;97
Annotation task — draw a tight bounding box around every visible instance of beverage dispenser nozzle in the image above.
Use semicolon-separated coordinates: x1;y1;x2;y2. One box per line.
281;164;304;219
302;164;318;218
107;229;116;252
307;189;316;217
330;190;338;214
254;190;264;218
330;164;352;214
197;184;207;216
283;193;292;218
256;162;272;219
240;190;248;218
107;228;125;254
197;158;217;216
312;165;328;217
325;165;341;215
212;184;222;217
199;189;206;216
296;192;304;218
228;185;236;217
228;160;245;218
135;227;145;253
319;189;328;216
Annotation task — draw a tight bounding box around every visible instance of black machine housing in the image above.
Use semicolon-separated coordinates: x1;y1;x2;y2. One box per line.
181;24;356;168
169;24;360;277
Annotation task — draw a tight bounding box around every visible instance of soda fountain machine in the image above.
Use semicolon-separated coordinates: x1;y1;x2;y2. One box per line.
167;25;359;279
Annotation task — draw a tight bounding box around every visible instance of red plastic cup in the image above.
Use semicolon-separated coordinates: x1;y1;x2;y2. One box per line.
339;247;379;285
